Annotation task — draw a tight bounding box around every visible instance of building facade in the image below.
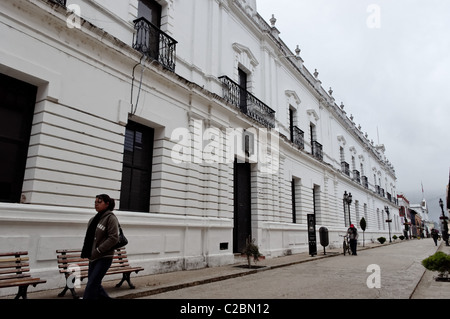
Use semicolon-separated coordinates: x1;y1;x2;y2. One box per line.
0;0;400;294
398;194;413;238
410;200;429;237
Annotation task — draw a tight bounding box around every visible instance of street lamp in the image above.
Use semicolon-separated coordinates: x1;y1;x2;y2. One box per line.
343;191;353;227
385;206;392;243
439;198;449;246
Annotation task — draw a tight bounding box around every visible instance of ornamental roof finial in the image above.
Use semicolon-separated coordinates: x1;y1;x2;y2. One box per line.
270;14;277;27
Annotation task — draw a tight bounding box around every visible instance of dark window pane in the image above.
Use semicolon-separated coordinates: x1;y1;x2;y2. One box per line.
119;166;132;208
0;142;20;202
0;73;37;203
120;121;154;212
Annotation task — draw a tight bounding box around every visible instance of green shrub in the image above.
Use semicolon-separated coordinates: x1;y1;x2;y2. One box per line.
399;235;405;240
422;252;450;274
377;237;386;244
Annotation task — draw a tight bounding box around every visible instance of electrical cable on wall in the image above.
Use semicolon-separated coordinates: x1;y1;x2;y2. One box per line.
131;55;146;115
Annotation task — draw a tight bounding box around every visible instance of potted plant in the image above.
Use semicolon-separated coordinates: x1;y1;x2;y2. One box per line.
377;237;386;244
242;236;262;268
422;252;450;281
392;235;398;242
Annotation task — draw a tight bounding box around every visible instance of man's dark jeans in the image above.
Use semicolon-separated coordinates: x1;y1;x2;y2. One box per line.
350;239;357;255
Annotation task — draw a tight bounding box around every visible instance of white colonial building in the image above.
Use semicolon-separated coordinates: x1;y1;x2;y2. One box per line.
0;0;400;294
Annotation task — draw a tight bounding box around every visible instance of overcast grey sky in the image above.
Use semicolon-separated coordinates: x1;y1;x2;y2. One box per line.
257;0;450;222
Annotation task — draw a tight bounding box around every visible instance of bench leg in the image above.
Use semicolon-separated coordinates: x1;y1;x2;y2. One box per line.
15;286;29;299
58;284;80;299
115;273;135;289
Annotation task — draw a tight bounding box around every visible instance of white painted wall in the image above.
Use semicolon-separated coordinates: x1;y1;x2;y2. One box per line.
0;0;399;295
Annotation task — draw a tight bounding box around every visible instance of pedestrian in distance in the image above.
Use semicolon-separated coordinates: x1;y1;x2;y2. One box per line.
347;224;359;256
81;194;119;299
431;229;439;246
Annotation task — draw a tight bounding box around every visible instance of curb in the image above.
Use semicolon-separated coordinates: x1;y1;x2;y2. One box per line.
408;240;444;299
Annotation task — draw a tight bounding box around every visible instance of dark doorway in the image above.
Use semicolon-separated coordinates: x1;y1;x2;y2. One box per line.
233;159;251;253
137;0;162;62
138;0;162;27
289;108;294;142
0;73;37;203
291;179;296;223
238;68;248;113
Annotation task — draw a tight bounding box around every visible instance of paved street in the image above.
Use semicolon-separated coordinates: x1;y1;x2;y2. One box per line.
143;239;438;299
1;239;443;318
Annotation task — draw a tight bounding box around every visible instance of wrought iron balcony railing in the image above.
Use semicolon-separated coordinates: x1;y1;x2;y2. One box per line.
312;141;323;160
49;0;66;6
133;17;177;72
341;161;350;176
219;76;276;129
292;126;304;150
362;176;369;189
353;170;361;184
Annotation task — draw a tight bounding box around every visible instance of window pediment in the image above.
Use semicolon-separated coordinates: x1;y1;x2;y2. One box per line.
285;90;301;108
307;109;319;123
337;135;346;146
233;43;259;70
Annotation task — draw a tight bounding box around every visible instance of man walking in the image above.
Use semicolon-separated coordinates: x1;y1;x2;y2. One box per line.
431;229;439;246
347;224;359;256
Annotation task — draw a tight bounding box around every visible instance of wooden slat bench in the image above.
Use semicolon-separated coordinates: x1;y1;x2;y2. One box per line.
56;247;144;299
0;251;47;299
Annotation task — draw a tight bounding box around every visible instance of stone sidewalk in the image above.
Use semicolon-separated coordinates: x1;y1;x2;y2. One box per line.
410;239;450;299
1;239;447;299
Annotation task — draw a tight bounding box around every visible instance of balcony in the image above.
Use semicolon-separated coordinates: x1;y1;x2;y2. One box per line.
312;141;323;160
219;76;276;129
133;17;177;72
353;170;361;184
292;126;304;150
341;161;350;176
362;176;369;189
49;0;66;5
